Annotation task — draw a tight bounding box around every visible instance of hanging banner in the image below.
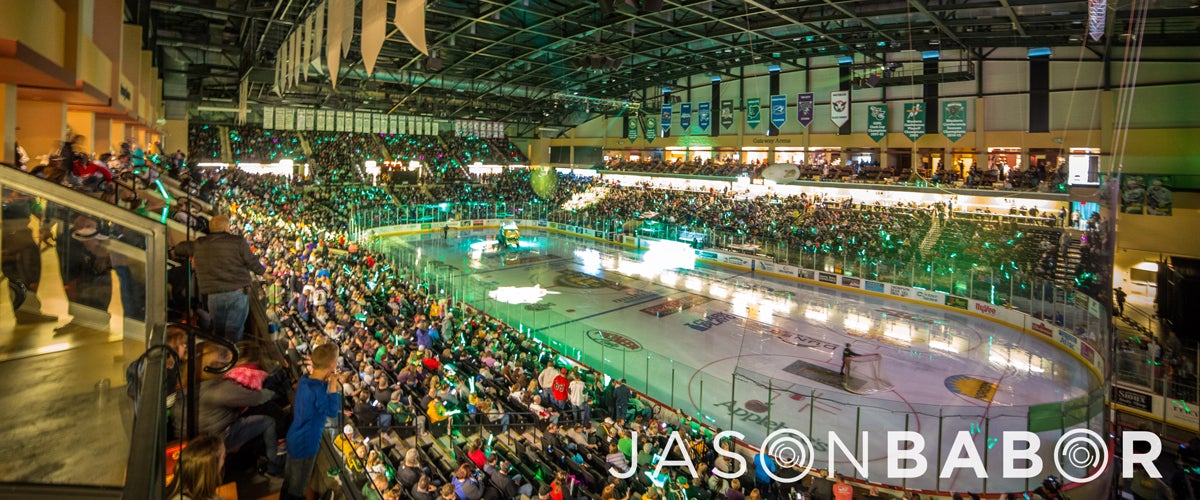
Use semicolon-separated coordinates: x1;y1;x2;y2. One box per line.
643;115;656;143
302;13;314;80
942;100;967;142
867;104;888;142
746;98;761;129
263;106;275;129
292;26;302;87
326;0;343;86
661;103;672;135
797;92;814;128
720;100;734;129
628;115;638;142
903;102;925;142
680;103;692;131
310;4;324;74
340;0;354;57
770;95;786;128
361;0;386;76
830;91;849;128
697;102;711;131
394;0;429;56
273;42;282;93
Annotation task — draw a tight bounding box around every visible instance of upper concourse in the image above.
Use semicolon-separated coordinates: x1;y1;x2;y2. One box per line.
0;0;165;165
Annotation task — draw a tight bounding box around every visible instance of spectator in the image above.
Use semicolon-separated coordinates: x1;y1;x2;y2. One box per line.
191;214;266;342
167;433;226;500
283;343;341;500
832;474;854;500
612;379;632;421
185;342;283;477
412;474;439;500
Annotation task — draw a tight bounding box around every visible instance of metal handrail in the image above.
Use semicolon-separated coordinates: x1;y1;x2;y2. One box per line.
166;322;240;441
121;324;169;500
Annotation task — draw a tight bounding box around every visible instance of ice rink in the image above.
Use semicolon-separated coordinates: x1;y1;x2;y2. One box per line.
382;228;1102;493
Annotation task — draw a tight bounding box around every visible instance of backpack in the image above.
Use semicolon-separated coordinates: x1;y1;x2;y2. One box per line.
125;357;144;400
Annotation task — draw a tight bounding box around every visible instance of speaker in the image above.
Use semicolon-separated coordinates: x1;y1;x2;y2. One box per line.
589;54;603;70
642;0;663;12
598;0;614;15
865;74;881;87
426;57;443;71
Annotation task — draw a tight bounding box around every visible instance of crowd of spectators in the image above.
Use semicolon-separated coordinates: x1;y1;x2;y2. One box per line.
179;167;948;500
596;156;1067;194
441;135;510;166
308;131;386;184
489;138;529;164
228;126;306;164
186;124;532;186
189;124;222;161
0;128;1119;500
599;157;765;178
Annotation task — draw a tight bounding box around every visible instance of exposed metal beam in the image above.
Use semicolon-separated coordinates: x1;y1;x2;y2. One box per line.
996;0;1027;37
905;0;966;49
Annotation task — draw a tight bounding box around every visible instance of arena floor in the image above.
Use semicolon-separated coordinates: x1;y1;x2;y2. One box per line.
383;228;1101;493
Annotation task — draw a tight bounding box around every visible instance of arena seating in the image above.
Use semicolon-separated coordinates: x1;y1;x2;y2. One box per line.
187;124;222;160
228;125;306;163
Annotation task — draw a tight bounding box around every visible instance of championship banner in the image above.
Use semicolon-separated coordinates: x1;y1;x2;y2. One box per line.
903;102;925;142
697;102;711;131
867;104;888;142
661;103;672;135
797;92;814;128
720;100;734;129
680;103;692;131
628;115;638;141
746;98;761;129
770;95;786;128
263;106;275;129
830;91;849;127
942;100;967;142
643;115;656;143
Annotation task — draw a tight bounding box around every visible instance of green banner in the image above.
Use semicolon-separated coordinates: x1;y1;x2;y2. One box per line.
903;102;925;142
643;115;656;143
942;100;967;142
746;98;761;129
866;104;888;142
628;115;638;142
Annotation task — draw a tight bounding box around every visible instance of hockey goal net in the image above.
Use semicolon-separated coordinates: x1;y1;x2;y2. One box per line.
842;354;894;395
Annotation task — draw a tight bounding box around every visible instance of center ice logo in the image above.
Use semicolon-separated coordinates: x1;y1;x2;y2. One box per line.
608;428;1162;484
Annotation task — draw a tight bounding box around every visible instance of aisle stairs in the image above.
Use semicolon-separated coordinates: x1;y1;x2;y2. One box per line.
918;215;943;259
218;125;232;163
298;131;313;157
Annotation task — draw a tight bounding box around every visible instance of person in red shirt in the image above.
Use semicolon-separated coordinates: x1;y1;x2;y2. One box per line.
420;349;441;372
551;368;569;410
467;438;487;470
832;474;855;500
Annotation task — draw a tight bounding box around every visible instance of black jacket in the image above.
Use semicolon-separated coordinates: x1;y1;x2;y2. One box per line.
489;470;519;500
190;231;265;294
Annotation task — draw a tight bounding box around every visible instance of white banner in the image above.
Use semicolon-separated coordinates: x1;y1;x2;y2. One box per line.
394;0;429;56
361;0;386;75
302;14;313;81
326;0;343;86
341;0;354;57
830;90;849;128
311;3;325;74
292;28;301;88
